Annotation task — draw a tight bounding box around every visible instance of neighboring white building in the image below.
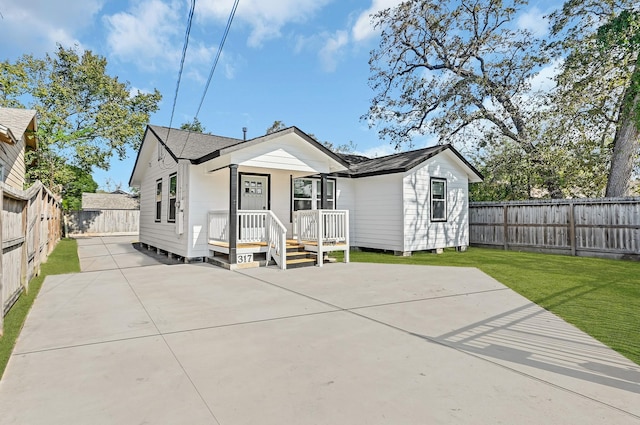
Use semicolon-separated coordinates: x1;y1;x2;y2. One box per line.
0;108;37;190
129;125;482;269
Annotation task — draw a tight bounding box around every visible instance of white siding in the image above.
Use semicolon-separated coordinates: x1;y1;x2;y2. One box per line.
187;166;310;257
0;138;26;189
186;164;228;257
350;174;404;251
137;139;188;257
402;151;469;251
335;177;356;240
227;135;340;174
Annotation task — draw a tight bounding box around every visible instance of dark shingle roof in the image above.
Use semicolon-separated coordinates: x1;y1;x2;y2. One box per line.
334;144;482;179
82;193;140;210
148;125;243;161
135;125;482;181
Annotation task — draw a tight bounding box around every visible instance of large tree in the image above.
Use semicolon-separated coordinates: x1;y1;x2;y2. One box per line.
550;1;639;197
364;0;589;196
0;45;161;190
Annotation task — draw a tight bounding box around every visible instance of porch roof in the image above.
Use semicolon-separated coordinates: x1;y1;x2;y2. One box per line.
143;124;350;174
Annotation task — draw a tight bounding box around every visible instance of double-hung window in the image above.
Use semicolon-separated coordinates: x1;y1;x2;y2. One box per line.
168;173;177;222
292;178;335;211
155;179;162;222
430;178;447;221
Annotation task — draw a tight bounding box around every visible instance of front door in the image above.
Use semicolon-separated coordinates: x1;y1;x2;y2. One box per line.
240;174;269;210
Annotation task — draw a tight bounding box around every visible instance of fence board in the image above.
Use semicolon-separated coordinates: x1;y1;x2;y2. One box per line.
1;181;61;335
470;198;640;260
65;210;139;236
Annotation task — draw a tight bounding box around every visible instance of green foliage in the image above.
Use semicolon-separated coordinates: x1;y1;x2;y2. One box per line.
265;120;286;134
61;166;99;210
0;239;80;379
364;0;548;148
346;248;640;365
1;45;162;191
180;117;206;133
550;2;640;196
266;120;355;153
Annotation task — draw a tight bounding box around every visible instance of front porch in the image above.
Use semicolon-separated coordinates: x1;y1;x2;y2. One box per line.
208;209;350;270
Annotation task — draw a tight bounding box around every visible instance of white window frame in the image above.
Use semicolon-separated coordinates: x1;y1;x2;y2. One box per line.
430;178;447;222
168;173;177;223
155;179;162;222
292;178;335;211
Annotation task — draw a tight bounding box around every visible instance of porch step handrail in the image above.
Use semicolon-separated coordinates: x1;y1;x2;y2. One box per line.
208;209;286;269
293;209;350;267
265;211;287;270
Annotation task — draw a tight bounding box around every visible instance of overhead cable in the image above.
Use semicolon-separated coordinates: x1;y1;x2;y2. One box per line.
194;0;240;118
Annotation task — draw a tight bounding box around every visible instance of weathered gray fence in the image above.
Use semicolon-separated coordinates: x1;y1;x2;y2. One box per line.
65;209;139;236
1;181;61;335
469;197;640;260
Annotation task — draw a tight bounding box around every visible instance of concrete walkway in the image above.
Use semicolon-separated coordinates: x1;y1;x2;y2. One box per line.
0;236;638;424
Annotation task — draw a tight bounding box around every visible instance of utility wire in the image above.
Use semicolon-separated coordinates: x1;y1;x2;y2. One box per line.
194;0;240;119
168;0;196;132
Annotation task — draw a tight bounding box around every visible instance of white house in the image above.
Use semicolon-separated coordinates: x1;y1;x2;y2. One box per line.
129;125;482;269
0;108;38;190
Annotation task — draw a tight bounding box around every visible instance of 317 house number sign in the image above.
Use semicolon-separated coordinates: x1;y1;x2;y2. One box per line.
237;254;253;263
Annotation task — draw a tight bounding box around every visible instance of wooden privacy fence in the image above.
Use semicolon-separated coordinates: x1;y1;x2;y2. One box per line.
65;209;139;236
469;197;640;260
1;181;62;335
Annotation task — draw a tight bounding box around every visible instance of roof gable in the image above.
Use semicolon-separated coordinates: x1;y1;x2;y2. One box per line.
0;108;37;147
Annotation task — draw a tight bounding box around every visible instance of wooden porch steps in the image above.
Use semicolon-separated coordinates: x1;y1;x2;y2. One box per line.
285;244;316;269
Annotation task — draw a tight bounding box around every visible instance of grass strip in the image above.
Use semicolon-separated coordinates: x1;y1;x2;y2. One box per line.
0;238;80;379
336;247;640;365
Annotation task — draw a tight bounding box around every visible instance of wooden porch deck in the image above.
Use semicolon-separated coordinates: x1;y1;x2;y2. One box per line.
208;239;301;254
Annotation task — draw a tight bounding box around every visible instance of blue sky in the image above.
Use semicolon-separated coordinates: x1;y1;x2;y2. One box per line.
0;0;555;190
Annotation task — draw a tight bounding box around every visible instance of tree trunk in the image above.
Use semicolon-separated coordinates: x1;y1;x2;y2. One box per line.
606;65;640;198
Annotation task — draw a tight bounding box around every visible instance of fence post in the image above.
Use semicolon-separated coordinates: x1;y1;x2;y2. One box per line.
568;201;576;256
503;204;509;251
20;192;28;294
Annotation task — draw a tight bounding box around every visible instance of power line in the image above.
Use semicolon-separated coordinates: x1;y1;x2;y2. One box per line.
168;0;196;131
194;0;240;119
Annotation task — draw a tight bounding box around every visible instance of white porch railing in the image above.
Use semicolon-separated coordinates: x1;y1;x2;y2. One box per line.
207;210;287;269
293;209;350;267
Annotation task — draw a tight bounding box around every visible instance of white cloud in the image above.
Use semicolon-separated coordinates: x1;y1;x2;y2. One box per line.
104;0;183;71
357;143;398;158
0;0;104;55
352;0;404;42
517;7;548;37
529;58;563;93
318;31;349;72
197;0;333;47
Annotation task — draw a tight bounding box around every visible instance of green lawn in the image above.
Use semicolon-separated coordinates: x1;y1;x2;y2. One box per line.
338;247;640;365
0;238;80;379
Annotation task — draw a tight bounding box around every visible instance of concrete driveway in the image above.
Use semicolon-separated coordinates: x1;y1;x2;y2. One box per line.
0;236;638;424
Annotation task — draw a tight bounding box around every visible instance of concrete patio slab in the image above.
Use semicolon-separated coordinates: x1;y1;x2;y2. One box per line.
0;337;217;425
73;237;105;246
356;288;640;417
104;242;140;255
1;237;638;425
13;269;158;354
75;243;111;258
78;254;120;272
165;310;638;425
122;263;336;334
240;263;505;309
